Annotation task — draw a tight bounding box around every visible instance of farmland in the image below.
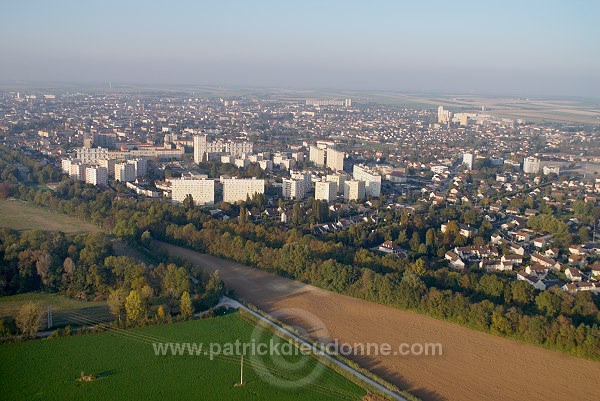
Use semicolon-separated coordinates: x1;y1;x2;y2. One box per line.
0;199;99;233
0;292;111;329
159;241;600;401
0;312;366;401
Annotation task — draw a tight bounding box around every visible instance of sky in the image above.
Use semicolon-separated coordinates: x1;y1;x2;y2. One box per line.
1;0;599;97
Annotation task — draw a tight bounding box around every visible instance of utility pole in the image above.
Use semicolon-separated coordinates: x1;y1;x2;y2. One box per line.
240;354;244;386
47;305;53;329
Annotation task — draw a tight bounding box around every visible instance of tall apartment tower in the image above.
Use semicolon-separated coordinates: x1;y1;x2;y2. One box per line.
315;181;337;203
463;153;474;170
352;165;381;197
309;146;326;167
344;180;365;201
523;157;541;174
193;134;208;163
326;148;345;172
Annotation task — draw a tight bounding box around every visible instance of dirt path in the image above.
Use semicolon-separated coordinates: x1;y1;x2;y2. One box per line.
158;241;600;401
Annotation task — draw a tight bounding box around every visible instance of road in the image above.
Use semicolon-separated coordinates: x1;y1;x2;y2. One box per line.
157;241;600;401
219;296;408;401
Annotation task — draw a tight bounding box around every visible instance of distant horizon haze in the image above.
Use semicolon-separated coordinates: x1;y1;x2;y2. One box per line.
1;0;599;98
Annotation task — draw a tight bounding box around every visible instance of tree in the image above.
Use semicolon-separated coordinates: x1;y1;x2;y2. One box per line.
535;290;562;317
108;288;127;322
15;302;42;337
183;194;194;210
180;291;193;319
125;290;145;323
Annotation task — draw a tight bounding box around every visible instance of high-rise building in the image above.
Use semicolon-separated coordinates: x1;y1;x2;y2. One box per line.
437;106;452;124
315;181;337;203
99;159;116;178
282;178;306;200
327;173;348;194
344;180;365;201
523;157;540;174
171;178;215;205
69;162;86;181
352;164;381;197
326;148;345;172
222;178;265;203
463;153;474;170
115;162;136;182
129;159;147;177
290;171;312;193
85;166;108;186
227;141;253;158
309;146;326;167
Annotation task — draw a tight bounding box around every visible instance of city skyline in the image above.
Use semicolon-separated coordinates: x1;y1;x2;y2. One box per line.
1;0;599;97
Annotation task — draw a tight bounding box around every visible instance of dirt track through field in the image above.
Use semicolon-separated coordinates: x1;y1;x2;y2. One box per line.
158;241;600;401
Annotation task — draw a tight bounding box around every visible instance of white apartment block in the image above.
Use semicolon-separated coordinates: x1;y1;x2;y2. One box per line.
171;178;215;205
315;180;337;203
69;162;86;181
353;164;381;197
99;158;116;178
130;159;147;177
523;157;541;174
61;159;72;174
85;166;108;186
309;146;326;167
291;171;312;193
115;162;136;182
326;148;345;172
76;147;109;164
258;160;273;171
463;153;474;170
222;178;265;203
235;158;249;168
344;180;366;201
227;141;253;158
327;173;348;194
282;178;306;200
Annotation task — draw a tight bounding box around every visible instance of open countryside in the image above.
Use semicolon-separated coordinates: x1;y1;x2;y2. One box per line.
0;312;367;401
159;241;600;401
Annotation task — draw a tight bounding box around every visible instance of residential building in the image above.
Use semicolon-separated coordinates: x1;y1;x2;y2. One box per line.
115;162;136;182
344;180;365;201
353;164;381;197
309;146;326;167
222;178;265;203
315;180;337;203
523;157;540;174
171;178;215;205
282;178;306;200
85;166;108;186
326;148;345;172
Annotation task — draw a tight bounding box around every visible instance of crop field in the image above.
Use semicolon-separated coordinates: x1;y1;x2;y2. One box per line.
0;199;100;233
0;292;111;329
0;312;366;401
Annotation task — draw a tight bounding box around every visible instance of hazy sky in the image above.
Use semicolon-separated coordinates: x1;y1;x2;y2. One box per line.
1;0;599;97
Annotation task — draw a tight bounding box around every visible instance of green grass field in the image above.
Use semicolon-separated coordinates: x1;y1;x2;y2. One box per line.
0;292;111;329
0;199;100;233
0;313;366;401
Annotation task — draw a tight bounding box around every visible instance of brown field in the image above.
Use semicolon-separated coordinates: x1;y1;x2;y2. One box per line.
158;241;600;401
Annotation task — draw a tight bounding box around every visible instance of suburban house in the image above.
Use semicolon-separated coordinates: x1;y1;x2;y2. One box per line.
565;267;583;282
517;271;547;291
445;251;466;269
531;253;561;271
377;240;408;258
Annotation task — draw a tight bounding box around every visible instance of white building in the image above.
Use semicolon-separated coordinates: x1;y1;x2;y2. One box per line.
222;178;265;203
115;162;136;182
76;147;109;164
69;162;86;181
85;166;108;186
326;148;345;172
523;157;540;174
543;165;560;175
130;159;147;177
353;165;381;197
282;178;306;200
227;141;253;158
430;165;448;174
171;178;215;205
463;153;474;170
315;181;337;203
327;173;348;194
309;146;326;167
99;158;116;178
344;180;365;201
